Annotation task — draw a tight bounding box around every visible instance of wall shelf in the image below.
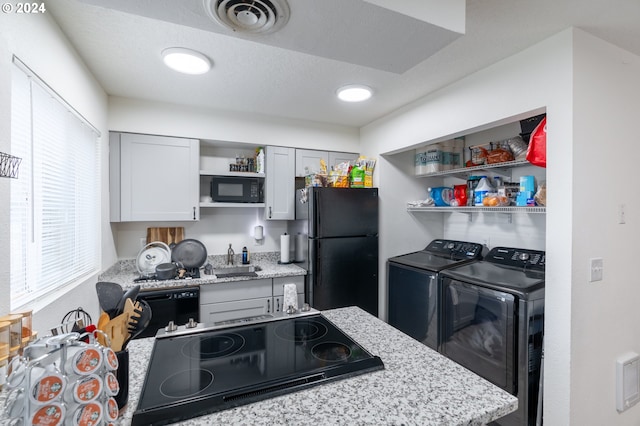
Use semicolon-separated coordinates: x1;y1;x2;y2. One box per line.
200;202;265;208
415;159;532;179
407;205;545;214
200;170;265;177
407;205;545;223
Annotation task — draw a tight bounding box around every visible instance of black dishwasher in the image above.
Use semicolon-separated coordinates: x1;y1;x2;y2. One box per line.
135;287;200;339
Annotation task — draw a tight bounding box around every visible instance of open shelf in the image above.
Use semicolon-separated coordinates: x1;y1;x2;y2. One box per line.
415;159;532;178
407;205;545;214
200;170;265;177
200;202;266;208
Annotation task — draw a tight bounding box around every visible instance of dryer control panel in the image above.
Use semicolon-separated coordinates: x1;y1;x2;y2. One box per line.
485;247;546;271
425;239;485;260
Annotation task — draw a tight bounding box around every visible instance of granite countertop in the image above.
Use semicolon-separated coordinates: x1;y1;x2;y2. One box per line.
99;252;306;290
121;306;517;425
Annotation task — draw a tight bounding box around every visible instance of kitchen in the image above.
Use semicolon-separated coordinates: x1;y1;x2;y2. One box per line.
1;0;640;425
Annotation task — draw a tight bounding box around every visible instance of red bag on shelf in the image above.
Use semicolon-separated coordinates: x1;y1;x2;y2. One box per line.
526;116;546;168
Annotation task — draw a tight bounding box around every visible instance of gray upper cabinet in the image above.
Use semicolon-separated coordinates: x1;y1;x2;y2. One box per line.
265;146;295;220
295;149;358;177
295;149;328;176
328;151;359;169
110;132;200;222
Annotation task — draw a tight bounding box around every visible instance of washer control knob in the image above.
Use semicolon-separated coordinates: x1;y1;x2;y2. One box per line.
518;252;530;261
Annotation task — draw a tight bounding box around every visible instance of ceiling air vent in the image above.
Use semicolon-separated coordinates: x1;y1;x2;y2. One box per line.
205;0;290;35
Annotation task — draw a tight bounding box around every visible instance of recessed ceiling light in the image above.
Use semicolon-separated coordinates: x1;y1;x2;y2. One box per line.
336;84;373;102
162;47;211;75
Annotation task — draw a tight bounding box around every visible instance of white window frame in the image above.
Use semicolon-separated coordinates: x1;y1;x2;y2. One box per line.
10;56;101;309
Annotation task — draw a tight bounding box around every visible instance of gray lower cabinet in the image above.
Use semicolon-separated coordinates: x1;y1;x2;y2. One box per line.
199;276;305;324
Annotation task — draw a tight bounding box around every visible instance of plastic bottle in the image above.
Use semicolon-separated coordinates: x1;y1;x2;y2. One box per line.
256;148;265;174
242;247;249;264
227;244;234;265
474;177;493;206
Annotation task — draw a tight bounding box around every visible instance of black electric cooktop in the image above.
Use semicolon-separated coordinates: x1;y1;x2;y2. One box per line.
132;313;384;425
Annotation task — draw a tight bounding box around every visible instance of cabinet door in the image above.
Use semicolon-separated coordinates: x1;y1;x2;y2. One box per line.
118;133;199;221
265;146;295;220
328;151;358;169
199;279;272;304
295;149;329;177
200;298;271;325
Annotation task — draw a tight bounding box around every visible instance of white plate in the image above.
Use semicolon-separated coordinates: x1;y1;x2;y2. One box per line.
136;242;171;277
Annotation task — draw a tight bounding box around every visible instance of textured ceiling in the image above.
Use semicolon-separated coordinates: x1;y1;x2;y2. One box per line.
47;0;640;127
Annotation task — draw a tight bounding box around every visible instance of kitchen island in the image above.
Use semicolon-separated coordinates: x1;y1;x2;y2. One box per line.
122;306;517;425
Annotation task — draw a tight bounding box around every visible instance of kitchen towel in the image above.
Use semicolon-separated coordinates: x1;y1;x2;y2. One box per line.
295;233;305;262
280;233;290;263
283;283;298;311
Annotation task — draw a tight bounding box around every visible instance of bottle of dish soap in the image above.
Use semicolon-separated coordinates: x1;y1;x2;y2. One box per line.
242;246;249;264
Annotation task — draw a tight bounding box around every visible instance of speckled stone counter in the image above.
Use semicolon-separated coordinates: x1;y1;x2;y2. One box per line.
98;252;306;290
121;306;517;425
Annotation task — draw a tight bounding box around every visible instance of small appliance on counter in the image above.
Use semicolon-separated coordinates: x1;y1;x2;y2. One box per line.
131;309;384;425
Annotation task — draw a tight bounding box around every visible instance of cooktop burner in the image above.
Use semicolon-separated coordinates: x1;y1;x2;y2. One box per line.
182;332;245;359
311;342;351;362
273;318;328;342
132;313;384;426
159;369;214;398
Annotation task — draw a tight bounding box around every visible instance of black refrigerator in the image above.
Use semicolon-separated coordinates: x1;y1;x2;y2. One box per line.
297;187;379;316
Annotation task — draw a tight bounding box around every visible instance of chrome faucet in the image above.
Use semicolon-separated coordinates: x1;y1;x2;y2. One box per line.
227;244;235;265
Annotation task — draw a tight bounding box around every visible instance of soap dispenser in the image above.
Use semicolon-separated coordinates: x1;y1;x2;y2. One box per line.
227;244;235;265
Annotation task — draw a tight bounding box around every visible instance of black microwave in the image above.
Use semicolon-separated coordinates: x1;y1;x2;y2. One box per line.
210;176;264;203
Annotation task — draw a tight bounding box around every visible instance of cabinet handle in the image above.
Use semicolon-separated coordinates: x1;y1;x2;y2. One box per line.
268;206;272;219
193;206;196;220
276;298;280;312
267;299;271;313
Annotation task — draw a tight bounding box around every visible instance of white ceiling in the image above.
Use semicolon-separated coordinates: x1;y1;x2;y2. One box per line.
47;0;640;128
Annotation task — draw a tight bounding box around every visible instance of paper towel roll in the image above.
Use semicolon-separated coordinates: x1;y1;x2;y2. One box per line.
280;233;290;263
283;283;298;311
295;233;305;262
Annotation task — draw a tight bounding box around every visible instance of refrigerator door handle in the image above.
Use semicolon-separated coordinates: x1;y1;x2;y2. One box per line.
315;241;321;285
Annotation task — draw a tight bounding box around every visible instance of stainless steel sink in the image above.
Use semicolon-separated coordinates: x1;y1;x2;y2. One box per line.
213;265;259;278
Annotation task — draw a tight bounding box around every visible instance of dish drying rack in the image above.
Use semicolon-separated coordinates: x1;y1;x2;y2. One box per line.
0;151;22;179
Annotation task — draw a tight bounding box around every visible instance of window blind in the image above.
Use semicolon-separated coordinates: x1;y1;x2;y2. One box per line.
10;58;100;308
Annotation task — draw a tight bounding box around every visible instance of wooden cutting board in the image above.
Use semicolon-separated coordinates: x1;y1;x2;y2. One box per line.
147;227;184;246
